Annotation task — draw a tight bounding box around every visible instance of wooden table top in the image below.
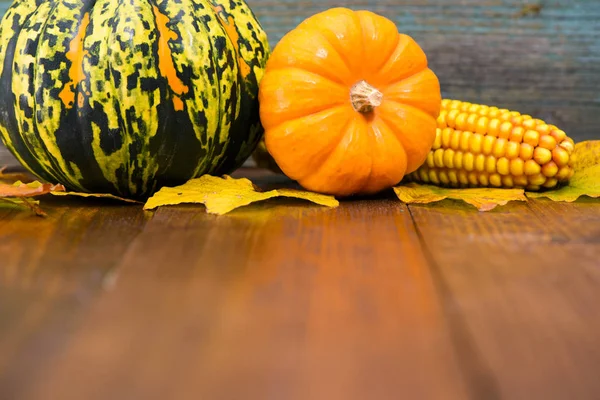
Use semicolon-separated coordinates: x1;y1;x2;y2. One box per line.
1;167;599;400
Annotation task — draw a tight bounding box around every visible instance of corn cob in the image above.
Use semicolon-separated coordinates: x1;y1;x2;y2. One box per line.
406;99;576;191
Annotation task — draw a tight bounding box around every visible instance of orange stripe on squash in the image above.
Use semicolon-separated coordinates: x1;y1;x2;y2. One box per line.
210;3;252;80
58;12;90;109
152;5;189;111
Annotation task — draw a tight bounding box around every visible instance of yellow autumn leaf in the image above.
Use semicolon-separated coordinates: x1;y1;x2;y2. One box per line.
527;140;600;202
143;174;339;215
394;183;527;211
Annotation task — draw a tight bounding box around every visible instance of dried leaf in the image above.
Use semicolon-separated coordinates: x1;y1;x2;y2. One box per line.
0;180;65;198
50;191;142;204
2;197;47;216
394;183;527;211
143;174;339;215
527;140;600;202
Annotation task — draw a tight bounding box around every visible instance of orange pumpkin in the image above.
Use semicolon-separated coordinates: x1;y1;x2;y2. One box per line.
258;7;442;196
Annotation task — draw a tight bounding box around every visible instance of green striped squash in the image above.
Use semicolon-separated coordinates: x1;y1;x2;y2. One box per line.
0;0;270;199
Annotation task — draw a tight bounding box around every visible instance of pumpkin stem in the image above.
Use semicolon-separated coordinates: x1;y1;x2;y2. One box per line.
350;80;383;113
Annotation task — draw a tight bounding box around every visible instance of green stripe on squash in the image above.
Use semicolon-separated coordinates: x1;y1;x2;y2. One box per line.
0;0;269;199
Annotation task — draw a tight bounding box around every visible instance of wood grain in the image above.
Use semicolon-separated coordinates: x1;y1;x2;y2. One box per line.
2;198;469;400
1;166;600;398
408;198;600;399
0;199;149;397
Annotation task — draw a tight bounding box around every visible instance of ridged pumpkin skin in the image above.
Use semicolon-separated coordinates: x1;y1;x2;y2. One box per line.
259;8;441;196
0;0;269;199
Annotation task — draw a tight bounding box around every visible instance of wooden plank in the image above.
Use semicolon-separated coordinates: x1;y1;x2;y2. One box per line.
12;199;470;400
408;198;600;399
0;199;149;396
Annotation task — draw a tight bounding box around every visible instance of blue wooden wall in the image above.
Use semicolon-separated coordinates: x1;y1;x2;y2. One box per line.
0;0;597;144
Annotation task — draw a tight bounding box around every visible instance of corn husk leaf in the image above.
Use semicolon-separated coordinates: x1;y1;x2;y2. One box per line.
394;183;527;211
527;140;600;202
143;174;339;215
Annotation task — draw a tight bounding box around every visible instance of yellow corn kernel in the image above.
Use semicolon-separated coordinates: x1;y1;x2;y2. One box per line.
499;121;513;139
506;141;521;159
541;161;558;178
486;156;497;174
439;170;450;185
437;110;448;128
519;143;534;160
454;151;464;170
543;178;558;188
475;154;486;172
463;153;475;171
528;174;547;186
467;171;479;186
475;116;489;134
443;149;455;169
426;151;435;168
432;129;442;150
489;173;502;187
478;173;489;186
450;130;461;150
514;175;529;187
552;147;570;167
537;124;551;136
523;130;540;147
524;159;542;176
493;138;508;158
538;135;557;150
556;166;572;180
434;149;445;168
523;118;537;129
465;113;478;132
497;157;510;175
511;115;524;126
446;109;460;128
533;147;552;165
457;170;469;185
460;131;472;151
502;175;514;188
441;128;453;148
488;118;501;136
470;134;483;153
510;158;525;176
559;140;574;154
455;112;469;130
482;135;495;155
510;126;525;143
448;170;458;185
551;129;566;143
428;169;440;185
